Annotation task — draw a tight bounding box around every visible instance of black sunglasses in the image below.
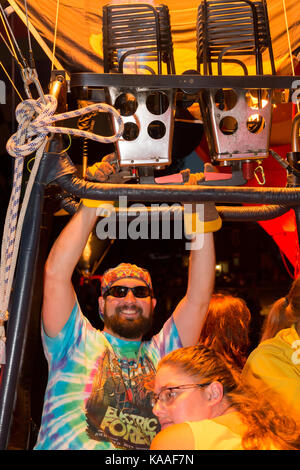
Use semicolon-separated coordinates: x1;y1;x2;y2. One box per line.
104;285;151;299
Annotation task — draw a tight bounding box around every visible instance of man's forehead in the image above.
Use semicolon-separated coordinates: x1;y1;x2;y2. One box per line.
111;278;148;287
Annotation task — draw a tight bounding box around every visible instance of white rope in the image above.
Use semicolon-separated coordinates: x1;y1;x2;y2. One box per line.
0;94;124;365
6;94;124;157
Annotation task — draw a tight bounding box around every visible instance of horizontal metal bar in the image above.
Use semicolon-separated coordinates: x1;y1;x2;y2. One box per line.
70;73;298;90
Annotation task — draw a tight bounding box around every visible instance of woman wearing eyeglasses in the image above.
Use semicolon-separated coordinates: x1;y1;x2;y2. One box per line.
150;345;300;450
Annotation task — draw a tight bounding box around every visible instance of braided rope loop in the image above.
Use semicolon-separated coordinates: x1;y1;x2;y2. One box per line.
0;95;124;364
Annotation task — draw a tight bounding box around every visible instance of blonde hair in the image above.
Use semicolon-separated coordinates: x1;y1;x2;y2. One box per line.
158;345;300;450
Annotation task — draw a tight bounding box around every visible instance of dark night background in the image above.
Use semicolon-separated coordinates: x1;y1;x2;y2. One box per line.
0;11;293;449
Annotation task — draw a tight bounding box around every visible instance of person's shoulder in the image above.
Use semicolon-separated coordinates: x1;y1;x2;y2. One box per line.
248;333;287;358
243;329;298;382
187;417;244;450
248;327;296;361
150;423;194;450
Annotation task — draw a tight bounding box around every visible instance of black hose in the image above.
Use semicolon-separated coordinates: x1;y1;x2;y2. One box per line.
217;204;290;221
58;193;291;222
55;173;300;205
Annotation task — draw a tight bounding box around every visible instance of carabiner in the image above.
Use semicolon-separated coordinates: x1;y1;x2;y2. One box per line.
21;66;46;103
254;164;266;185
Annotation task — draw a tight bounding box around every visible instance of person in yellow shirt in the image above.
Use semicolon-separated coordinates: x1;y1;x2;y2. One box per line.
242;276;300;419
150;345;300;450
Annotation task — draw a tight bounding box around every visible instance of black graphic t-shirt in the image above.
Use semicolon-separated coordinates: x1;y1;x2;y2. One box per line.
86;335;159;449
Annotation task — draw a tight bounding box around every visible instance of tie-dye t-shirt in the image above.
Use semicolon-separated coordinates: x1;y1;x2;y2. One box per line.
34;299;182;450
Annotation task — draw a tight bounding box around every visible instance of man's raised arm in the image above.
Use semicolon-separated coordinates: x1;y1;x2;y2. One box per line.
172;167;222;346
42;154;119;337
42;205;98;338
172;232;216;347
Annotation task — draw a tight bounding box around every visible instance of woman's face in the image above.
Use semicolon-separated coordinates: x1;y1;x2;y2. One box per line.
152;364;213;430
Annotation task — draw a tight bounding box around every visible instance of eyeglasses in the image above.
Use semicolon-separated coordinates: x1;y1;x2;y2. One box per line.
151;383;211;408
103;285;151;299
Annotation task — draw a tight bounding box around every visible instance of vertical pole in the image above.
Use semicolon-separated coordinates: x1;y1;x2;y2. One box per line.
0;135;66;449
287;151;300;263
0;178;46;449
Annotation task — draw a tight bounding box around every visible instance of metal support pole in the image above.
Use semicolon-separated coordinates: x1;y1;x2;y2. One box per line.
0;177;46;449
289;114;300;260
0;136;64;449
291;155;300;254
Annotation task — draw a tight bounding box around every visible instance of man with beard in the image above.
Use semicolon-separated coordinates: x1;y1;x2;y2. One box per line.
34;156;221;450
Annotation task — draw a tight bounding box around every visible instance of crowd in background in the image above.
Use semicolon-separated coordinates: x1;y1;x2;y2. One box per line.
150;278;300;450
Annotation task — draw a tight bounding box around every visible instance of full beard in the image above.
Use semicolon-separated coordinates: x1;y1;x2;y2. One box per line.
103;303;154;339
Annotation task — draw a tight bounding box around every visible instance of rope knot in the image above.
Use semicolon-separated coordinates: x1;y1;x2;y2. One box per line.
6;96;124;160
6;94;58;159
1;96;124;366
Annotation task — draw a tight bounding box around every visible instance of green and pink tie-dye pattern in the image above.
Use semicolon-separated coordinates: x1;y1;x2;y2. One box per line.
34;299;182;450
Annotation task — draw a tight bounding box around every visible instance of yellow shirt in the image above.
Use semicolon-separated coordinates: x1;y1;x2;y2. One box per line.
186;412;244;450
186;412;281;450
242;325;300;417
